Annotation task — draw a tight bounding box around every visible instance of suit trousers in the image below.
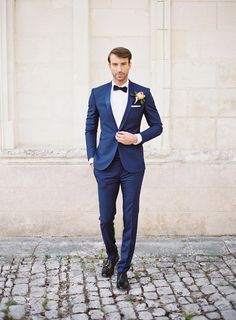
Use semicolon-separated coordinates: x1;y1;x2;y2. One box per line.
94;151;145;273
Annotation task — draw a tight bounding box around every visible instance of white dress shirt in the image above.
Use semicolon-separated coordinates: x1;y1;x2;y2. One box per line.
89;80;142;164
110;80;129;128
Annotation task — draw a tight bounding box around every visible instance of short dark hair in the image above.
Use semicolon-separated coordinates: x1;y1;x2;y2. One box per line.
108;47;132;63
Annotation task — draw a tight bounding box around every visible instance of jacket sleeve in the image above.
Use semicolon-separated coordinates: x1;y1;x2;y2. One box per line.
85;89;99;160
140;90;163;143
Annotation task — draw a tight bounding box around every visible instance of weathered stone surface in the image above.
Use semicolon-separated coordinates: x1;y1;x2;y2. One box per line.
12;284;28;296
0;237;236;320
9;305;26;320
221;309;236;320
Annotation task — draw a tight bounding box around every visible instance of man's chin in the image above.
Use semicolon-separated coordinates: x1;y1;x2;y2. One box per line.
115;76;127;82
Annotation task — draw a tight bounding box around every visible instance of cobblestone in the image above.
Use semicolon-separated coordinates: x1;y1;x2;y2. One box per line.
8;305;26;319
0;237;235;319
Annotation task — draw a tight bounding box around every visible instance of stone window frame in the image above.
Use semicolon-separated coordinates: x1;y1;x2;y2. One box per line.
0;0;170;162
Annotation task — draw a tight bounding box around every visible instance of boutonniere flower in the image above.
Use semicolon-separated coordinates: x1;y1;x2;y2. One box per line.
131;91;146;105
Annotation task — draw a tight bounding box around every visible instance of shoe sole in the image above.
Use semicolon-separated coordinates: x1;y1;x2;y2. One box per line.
117;284;130;290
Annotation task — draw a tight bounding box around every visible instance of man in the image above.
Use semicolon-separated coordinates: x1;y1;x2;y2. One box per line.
85;47;163;290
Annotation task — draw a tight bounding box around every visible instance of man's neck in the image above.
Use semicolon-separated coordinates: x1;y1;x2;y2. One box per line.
113;78;129;86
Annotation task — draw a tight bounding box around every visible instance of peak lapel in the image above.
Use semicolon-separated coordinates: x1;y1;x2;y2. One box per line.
119;81;135;130
105;82;118;130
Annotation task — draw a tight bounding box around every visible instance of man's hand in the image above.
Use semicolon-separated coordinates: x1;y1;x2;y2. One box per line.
116;131;137;145
90;163;94;171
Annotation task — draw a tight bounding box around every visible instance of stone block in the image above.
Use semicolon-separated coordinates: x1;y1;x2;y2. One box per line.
172;62;216;88
16;93;53;119
9;305;26;320
141;185;234;213
144;134;163;156
51;34;73;62
129;68;151;87
90;0;111;9
16;37;52;64
172;163;236;188
217;62;236;88
16;93;73;121
171;89;188;116
90;38;112;65
206;212;236;236
0;167;98;212
0;162;235;236
217;119;236;148
172;2;216;31
201;32;236;60
217;89;236;116
174;88;236;118
90;9;149;37
184;29;236;62
90;67;111;88
218;2;236;30
112;0;149;9
139;210;207;236
172;31;202;60
17;120;73;146
0;210;100;236
16;63;73;94
188;89;218;117
172;118;216;149
15;0;73;35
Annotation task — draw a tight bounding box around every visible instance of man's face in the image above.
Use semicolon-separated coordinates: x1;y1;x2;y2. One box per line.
109;54;131;85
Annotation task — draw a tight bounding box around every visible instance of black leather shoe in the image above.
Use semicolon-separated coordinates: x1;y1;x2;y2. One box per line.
101;253;119;277
117;272;130;290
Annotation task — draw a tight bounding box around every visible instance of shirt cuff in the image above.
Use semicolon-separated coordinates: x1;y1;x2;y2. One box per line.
133;133;142;145
89;157;94;165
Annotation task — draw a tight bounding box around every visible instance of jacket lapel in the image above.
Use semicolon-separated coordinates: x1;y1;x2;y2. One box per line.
105;82;118;130
119;80;135;130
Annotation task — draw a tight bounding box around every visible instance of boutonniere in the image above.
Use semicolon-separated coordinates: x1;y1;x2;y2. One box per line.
131;91;146;105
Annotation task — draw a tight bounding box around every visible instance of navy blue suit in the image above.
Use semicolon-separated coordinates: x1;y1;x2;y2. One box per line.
85;80;163;272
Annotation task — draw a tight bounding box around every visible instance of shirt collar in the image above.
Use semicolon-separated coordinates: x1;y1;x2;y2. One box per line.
112;79;129;89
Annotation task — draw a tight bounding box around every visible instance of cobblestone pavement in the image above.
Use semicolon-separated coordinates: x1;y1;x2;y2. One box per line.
0;237;236;320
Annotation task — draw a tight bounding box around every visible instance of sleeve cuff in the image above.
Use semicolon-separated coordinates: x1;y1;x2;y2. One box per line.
89;157;94;165
133;133;142;145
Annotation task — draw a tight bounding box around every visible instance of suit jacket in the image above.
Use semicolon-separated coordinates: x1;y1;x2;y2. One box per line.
85;80;163;173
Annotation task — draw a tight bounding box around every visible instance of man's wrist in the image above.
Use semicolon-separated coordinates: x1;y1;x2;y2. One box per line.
133;134;142;145
89;157;94;165
133;134;138;144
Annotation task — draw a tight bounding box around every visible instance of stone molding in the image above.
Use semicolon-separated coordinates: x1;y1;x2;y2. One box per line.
0;0;14;148
150;0;171;155
0;148;235;165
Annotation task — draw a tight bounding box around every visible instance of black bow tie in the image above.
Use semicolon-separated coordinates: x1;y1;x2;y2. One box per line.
113;85;127;93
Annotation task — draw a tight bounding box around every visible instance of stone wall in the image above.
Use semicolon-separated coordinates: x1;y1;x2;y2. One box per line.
0;0;235;236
